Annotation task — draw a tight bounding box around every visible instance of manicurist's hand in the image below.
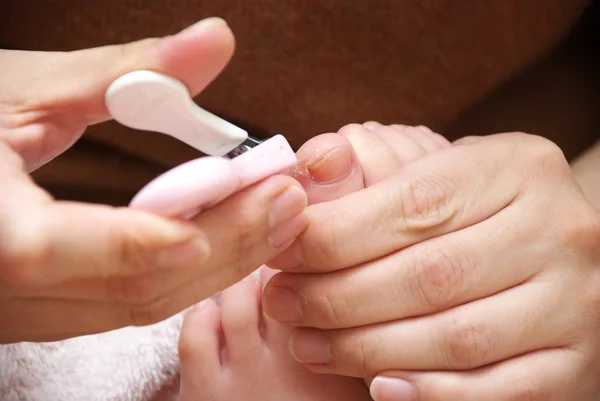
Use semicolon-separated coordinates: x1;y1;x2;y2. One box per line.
0;18;308;343
265;132;600;400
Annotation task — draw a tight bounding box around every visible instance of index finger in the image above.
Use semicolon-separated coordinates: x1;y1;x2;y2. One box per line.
268;133;553;273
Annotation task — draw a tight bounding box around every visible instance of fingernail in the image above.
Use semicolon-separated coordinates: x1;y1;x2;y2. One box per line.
268;186;308;248
370;377;416;401
289;329;332;364
305;147;353;184
263;286;303;322
155;236;211;268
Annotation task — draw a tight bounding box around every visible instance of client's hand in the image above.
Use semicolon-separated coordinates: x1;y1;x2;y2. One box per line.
266;132;600;401
0;18;308;343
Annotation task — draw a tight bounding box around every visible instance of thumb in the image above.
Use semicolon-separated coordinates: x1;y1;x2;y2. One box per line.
1;17;234;168
18;17;235;124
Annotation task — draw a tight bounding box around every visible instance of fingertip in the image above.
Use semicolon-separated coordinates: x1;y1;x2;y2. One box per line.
146;17;235;96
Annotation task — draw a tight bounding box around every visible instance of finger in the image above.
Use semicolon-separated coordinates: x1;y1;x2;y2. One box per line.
0;141;25;175
371;349;595;401
2;18;235;169
0;297;149;342
268;133;366;269
271;124;434;269
258;267;296;346
269;134;530;273
0;142;51;204
264;203;543;328
220;275;264;362
286;281;569;376
0;201;211;289
292;132;365;205
178;299;222;397
4;175;307;315
113;176;308;326
337;123;404;186
9;18;234;125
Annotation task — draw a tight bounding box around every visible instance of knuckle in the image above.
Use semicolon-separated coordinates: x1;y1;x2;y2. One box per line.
443;318;494;369
557;207;600;255
393;173;457;233
0;221;49;288
412;246;469;311
301;206;351;269
506;375;549;401
314;284;349;327
518;134;569;177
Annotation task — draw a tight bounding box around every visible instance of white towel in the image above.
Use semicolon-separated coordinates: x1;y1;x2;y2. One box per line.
0;313;184;401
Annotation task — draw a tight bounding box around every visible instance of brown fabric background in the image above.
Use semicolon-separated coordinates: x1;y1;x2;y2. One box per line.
0;0;598;205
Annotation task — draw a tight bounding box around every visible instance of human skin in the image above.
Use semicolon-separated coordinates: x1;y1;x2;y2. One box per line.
262;131;600;400
0;19;309;343
176;124;450;401
0;3;596;396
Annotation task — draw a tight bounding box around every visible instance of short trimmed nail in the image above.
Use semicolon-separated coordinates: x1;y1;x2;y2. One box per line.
155;236;211;268
263;286;303;322
289;329;332;364
306;147;353;184
268;186;308;248
370;377;416;401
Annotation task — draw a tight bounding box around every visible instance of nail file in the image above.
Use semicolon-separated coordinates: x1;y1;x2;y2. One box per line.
105;70;297;218
129;135;296;218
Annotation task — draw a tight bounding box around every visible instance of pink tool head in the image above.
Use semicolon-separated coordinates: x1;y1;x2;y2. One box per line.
130;135;296;219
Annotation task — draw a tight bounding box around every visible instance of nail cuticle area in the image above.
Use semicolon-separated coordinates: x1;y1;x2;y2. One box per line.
302;147;353;184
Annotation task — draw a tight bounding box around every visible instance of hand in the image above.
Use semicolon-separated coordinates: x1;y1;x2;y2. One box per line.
264;133;600;400
0;18;308;343
178;122;449;400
